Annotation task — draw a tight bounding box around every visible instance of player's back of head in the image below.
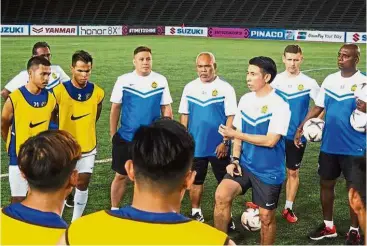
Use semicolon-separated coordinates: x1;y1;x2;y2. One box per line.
131;118;195;194
249;56;277;83
18;130;81;192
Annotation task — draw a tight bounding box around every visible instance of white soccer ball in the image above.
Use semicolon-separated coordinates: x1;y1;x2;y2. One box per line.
302;118;325;142
241;208;261;232
350;109;367;133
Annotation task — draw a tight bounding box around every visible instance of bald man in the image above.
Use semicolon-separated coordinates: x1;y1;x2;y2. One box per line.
178;52;237;228
294;44;366;244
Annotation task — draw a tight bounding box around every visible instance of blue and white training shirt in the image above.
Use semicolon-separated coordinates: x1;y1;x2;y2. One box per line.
178;77;237;157
233;89;291;185
110;70;173;141
316;71;366;156
272;71;320;142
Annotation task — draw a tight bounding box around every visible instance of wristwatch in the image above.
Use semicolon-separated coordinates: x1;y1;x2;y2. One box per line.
222;139;230;146
230;156;240;164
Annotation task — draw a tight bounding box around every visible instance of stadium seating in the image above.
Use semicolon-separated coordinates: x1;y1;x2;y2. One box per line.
1;0;366;31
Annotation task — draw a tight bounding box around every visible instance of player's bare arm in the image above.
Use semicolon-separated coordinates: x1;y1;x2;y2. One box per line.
96;101;103;121
294;105;324;147
180;114;189;128
357;98;366;113
227;239;237;245
109;103;121;138
57;232;67;245
0;88;10;101
161;104;173;119
219;124;282;147
216;115;234;158
1;98;13;142
226;135;242;177
317;110;326;119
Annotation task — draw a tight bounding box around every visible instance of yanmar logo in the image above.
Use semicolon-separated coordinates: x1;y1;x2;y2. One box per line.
45;27;76;34
31;26;77;35
32;27;43;33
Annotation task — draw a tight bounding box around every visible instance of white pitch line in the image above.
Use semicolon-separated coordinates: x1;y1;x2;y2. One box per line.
0;158;112;178
95;158;112;163
302;68;337;72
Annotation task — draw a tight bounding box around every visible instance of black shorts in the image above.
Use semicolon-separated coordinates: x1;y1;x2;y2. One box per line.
111;133;131;175
285;139;307;170
223;168;282;210
193;156;230;185
318;151;359;184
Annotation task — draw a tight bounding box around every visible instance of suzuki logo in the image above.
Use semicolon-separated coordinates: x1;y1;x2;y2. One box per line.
353;33;360;42
353;33;359;42
32;27;43;33
170;27;176;34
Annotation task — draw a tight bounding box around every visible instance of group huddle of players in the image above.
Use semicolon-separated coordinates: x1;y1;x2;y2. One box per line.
0;41;366;245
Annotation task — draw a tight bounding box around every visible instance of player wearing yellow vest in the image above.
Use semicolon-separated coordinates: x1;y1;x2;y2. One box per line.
1;56;57;204
1;130;80;245
52;50;104;222
58;119;235;245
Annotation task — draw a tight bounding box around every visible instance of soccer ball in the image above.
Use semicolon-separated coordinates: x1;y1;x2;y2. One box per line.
350;109;367;133
241;208;261;232
302;118;325;142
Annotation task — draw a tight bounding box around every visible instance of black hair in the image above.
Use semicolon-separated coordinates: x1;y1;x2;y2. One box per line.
18;130;81;192
134;46;152;56
32;42;51;56
72;50;93;67
26;56;51;70
249;56;277;83
131;118;195;193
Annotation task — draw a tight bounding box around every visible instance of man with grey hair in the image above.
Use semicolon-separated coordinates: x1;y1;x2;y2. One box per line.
178;52;237;229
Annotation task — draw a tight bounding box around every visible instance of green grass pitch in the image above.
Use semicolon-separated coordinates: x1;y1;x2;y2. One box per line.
1;36;366;245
